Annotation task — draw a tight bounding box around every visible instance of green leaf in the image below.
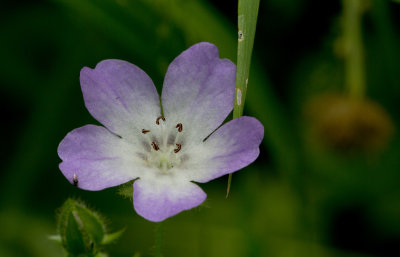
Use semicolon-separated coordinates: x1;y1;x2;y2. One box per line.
101;229;125;245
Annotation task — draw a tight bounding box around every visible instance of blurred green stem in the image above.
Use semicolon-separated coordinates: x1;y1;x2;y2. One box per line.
153;223;163;257
227;0;260;197
342;0;366;98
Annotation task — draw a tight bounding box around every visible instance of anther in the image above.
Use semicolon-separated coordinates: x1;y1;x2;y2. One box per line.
73;173;78;186
151;141;160;151
174;143;182;153
176;123;183;132
156;116;166;125
142;129;150;134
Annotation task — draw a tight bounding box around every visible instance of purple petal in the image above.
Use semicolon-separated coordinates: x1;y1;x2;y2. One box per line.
185;116;264;183
80;59;161;138
161;42;236;142
133;178;207;222
58;125;141;190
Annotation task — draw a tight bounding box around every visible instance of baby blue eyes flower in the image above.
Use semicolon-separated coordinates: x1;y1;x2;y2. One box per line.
58;42;264;222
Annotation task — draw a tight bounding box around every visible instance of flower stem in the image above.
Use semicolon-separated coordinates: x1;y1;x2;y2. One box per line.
153;223;163;257
342;0;366;99
227;0;260;197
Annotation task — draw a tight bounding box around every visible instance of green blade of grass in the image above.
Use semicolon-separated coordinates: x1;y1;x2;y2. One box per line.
233;0;260;118
227;0;260;197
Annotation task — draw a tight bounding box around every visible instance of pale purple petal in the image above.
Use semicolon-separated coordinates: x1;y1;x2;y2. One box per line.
133;177;206;222
161;42;236;143
80;59;161;138
58;125;143;190
183;116;264;183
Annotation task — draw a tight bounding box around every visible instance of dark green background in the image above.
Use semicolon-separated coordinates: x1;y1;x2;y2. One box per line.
1;0;400;256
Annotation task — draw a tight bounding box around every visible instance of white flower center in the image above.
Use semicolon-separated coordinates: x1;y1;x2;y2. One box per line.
147;145;181;171
140;116;185;174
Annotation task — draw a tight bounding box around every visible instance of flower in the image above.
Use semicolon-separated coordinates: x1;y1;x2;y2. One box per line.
58;42;264;222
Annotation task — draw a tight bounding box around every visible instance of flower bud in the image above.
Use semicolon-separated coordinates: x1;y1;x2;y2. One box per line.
56;199;118;257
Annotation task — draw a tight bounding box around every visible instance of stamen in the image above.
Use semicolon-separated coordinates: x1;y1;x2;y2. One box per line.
151;141;160;151
156;116;166;125
176;123;183;132
73;173;78;186
174;143;182;153
142;129;150;134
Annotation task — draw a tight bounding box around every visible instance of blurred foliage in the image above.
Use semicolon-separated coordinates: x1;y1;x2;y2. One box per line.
0;0;400;256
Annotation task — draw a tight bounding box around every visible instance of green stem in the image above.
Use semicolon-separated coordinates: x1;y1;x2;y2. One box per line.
153;223;163;257
227;0;260;197
342;0;366;98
